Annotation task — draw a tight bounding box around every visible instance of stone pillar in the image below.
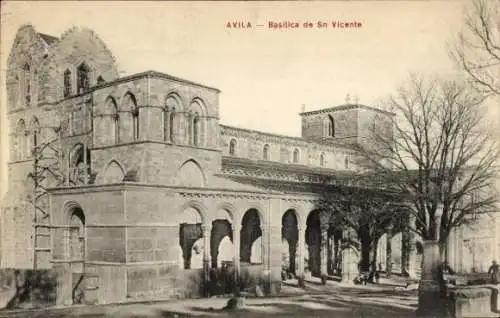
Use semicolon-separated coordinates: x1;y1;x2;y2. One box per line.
407;215;418;279
202;223;212;289
232;224;241;286
417;240;443;317
386;224;393;277
320;223;329;283
266;224;282;295
417;207;445;317
297;226;306;288
341;228;358;284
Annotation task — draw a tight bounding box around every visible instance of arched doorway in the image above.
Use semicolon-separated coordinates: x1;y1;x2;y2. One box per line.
306;210;321;277
179;207;203;269
240;209;262;265
211;209;233;268
67;204;85;304
282;210;298;277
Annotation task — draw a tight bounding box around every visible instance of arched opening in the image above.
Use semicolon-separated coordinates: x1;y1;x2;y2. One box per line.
229;139;237;156
189;99;206;147
23;63;31;104
179;207;203;269
64;69;72;97
217;236;233;268
211;209;233;268
69;207;85;263
15;119;26;161
193;114;200;146
292;148;300;164
164;96;179;142
240;209;262;265
328;115;335;137
102;97;119;145
263;144;270;161
120;93;138;143
282;210;298;278
27;117;40;158
306;210;321;277
69;144;91;185
76;62;90;94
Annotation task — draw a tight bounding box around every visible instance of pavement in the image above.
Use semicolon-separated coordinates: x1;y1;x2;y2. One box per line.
0;275;419;318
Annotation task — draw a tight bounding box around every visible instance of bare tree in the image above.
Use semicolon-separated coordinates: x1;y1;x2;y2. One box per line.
451;0;500;96
319;188;406;274
353;74;499;257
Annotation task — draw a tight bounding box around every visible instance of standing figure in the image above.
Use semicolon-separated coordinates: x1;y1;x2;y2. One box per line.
488;260;499;284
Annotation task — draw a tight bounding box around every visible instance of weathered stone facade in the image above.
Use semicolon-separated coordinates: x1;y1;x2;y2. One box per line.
1;23;498;307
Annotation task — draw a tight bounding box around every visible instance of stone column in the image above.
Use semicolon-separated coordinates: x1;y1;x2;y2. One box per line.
341;228;358;284
320;223;329;284
417;206;444;317
232;224;241;287
202;223;212;286
407;215;418;279
386;224;393;277
297;226;306;288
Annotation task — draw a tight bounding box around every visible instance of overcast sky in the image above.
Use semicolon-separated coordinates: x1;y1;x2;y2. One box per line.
0;1;470;195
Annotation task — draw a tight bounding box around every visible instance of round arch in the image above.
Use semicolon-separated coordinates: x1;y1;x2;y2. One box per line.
237;204;266;227
178;200;208;224
213;202;236;223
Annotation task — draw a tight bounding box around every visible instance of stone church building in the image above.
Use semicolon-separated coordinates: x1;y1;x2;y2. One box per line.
1;24;498;306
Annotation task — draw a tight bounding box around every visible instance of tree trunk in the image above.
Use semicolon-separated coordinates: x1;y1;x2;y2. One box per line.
386;232;392;277
371;237;379;274
360;235;371;272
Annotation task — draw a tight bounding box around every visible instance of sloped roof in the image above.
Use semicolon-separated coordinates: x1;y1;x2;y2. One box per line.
38;33;59;45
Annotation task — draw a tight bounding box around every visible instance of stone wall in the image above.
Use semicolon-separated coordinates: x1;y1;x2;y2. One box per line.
220;125;356;170
301;107;359;141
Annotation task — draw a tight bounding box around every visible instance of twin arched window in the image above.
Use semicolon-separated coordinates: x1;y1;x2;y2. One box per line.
229;139;237;156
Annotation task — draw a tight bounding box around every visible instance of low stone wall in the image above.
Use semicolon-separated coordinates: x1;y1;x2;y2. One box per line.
0;268;58;310
448;285;499;317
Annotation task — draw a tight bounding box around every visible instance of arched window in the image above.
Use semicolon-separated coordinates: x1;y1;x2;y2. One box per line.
15;119;26;161
77;63;90;94
320;153;325;167
169;111;175;142
344;156;349;169
263;144;270;160
132;106;139;141
293;148;299;163
328;115;335;137
23;64;31;105
27;117;40;158
165;96;179;142
64;69;72;97
229;139;237;156
192;114;200;146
